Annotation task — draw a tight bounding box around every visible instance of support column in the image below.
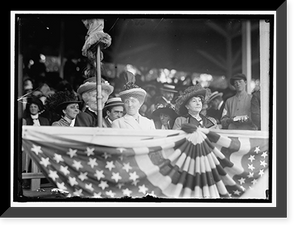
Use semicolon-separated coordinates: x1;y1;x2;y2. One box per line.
259;20;270;131
242;20;252;93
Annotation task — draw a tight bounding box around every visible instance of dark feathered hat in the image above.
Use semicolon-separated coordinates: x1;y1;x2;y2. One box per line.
46;91;80;114
26;96;44;111
175;84;207;116
152;103;178;120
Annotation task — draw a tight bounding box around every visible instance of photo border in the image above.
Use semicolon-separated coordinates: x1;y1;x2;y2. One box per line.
4;2;287;218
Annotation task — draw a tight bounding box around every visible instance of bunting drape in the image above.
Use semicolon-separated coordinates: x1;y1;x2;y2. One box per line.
22;126;269;199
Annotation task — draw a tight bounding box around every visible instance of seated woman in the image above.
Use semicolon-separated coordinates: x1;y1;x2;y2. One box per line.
173;84;217;130
46;91;81;126
23;96;49;126
75;77;114;127
152;103;178;130
112;82;156;130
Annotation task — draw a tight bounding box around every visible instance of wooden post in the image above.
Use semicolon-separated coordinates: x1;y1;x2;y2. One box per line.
242;20;252;93
96;44;103;127
259;20;270;131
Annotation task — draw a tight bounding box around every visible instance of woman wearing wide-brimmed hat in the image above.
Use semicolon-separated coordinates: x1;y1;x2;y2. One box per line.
46;91;81;126
112;82;155;130
74;77;114;127
172;84;217;130
152;103;178;129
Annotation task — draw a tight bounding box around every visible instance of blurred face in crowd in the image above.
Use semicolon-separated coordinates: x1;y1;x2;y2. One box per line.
124;97;142;116
185;96;203;114
149;89;156;97
139;104;148;115
39;95;47;105
233;79;246;92
209;97;221;110
107;106;124;121
23;79;33;93
162;91;174;101
159;113;171;126
63;103;79;120
29;103;39;115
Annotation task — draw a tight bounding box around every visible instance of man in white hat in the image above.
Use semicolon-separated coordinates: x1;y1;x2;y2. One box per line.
102;97;124;128
75;77;114;127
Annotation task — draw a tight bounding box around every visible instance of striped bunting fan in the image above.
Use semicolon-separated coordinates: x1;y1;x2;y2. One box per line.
22;124;269;199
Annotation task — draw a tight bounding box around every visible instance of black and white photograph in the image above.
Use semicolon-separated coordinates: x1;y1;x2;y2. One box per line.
6;5;287;219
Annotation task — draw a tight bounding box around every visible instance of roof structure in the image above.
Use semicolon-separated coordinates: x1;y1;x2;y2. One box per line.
18;14;269;78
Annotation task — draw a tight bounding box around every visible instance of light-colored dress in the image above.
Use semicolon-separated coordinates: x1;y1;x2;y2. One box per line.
112;113;155;130
52;117;75;127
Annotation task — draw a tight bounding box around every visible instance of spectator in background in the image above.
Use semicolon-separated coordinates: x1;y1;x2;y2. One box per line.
23;96;49;126
23;77;34;95
220;73;256;130
200;87;212;117
173;84;217;130
139;103;148;117
46;91;80;126
28;52;47;86
55;79;74;93
112;82;155;130
75;77;114;127
152;103;178;130
102;97;124;128
155;84;178;108
206;91;225;125
21;77;35;111
148;83;178;122
142;83;158;118
39;82;51;97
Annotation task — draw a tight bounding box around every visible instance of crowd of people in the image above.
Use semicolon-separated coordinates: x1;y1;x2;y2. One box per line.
20;68;261;189
21;68;261;131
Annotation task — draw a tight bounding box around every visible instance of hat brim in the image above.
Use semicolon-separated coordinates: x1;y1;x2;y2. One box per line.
230;76;247;86
160;88;178;93
77;82;114;96
175;88;206;116
103;102;124;115
119;88;146;103
77;82;96;96
55;100;81;113
152;108;178;119
103;102;124;110
102;84;114;95
207;92;223;103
